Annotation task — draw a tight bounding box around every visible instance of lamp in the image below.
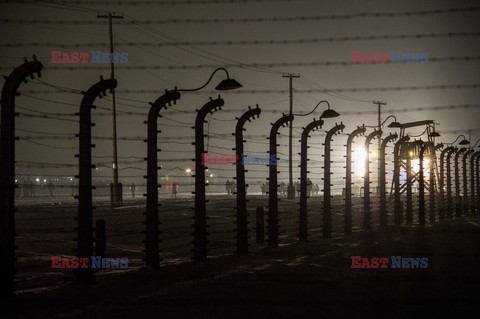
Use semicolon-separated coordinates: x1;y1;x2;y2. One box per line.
292;100;340;118
215;78;243;91
364;115;401;129
321;105;340;119
470;139;480;148
428;123;441;138
383;115;401;128
445;134;470;145
178;67;242;92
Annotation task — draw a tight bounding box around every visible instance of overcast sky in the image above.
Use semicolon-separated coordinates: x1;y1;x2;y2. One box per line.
1;0;479;188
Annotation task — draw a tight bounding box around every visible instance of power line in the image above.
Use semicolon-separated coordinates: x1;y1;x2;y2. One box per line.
6;56;477;72
16;128;75;136
20;139;77;149
16;112;78;122
3;31;478;48
120;15;282;75
10;0;303;5
438;128;480;134
30;79;83;94
299;77;372;103
21;84;479;95
3;7;479;24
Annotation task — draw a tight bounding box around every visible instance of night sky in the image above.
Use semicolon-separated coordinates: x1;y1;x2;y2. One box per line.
1;0;479;189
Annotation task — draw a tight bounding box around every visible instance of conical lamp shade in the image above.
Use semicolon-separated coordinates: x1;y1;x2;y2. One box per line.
215;78;243;91
321;108;340;118
388;122;402;128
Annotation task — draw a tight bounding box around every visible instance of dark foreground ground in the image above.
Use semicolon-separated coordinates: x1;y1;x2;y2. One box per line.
3;215;480;319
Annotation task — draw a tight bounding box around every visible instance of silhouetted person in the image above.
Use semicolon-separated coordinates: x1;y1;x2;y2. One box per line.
226;179;232;195
279;182;286;196
48;180;55;197
130;182;136;198
171;182;178;198
295;181;300;196
22;180;28;197
15;179;22;197
307;178;313;197
30;180;36;197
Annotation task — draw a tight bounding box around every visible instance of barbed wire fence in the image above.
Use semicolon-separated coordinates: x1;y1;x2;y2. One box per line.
1;57;480;297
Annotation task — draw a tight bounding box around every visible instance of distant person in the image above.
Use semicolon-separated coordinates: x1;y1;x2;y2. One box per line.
313;184;320;196
307;178;313;197
15;179;22;197
47;180;55;197
74;181;78;197
260;183;266;195
226;179;231;195
30;180;36;197
130;182;136;198
22;180;29;197
171;182;178;198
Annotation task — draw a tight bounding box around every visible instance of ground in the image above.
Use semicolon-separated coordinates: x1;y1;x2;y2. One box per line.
3;209;480;318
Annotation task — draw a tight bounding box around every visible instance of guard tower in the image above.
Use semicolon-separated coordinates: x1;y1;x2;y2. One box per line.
392;120;440;197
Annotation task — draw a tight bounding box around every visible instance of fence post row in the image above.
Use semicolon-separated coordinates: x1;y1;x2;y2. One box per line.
298;118;324;241
76;76;117;284
0;56;42;298
267;114;294;247
476;153;480;214
379;133;398;226
462;149;475;215
145;90;181;268
193;96;225;261
429;143;440;222
4;56;480;302
445;147;457;219
363;130;382;230
454;148;467;217
234;105;261;254
471;151;479;214
438;145;450;220
344;126;366;234
406;141;424;225
322;122;345;238
418;141;426;225
393;136;410;225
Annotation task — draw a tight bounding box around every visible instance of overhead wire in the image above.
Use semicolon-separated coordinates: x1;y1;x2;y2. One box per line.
3;7;480;24
12;55;478;72
22;83;478;95
4;32;479;48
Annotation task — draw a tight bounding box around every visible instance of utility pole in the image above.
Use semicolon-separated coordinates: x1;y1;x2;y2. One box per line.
283;73;300;199
373;101;387;195
97;11;124;207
